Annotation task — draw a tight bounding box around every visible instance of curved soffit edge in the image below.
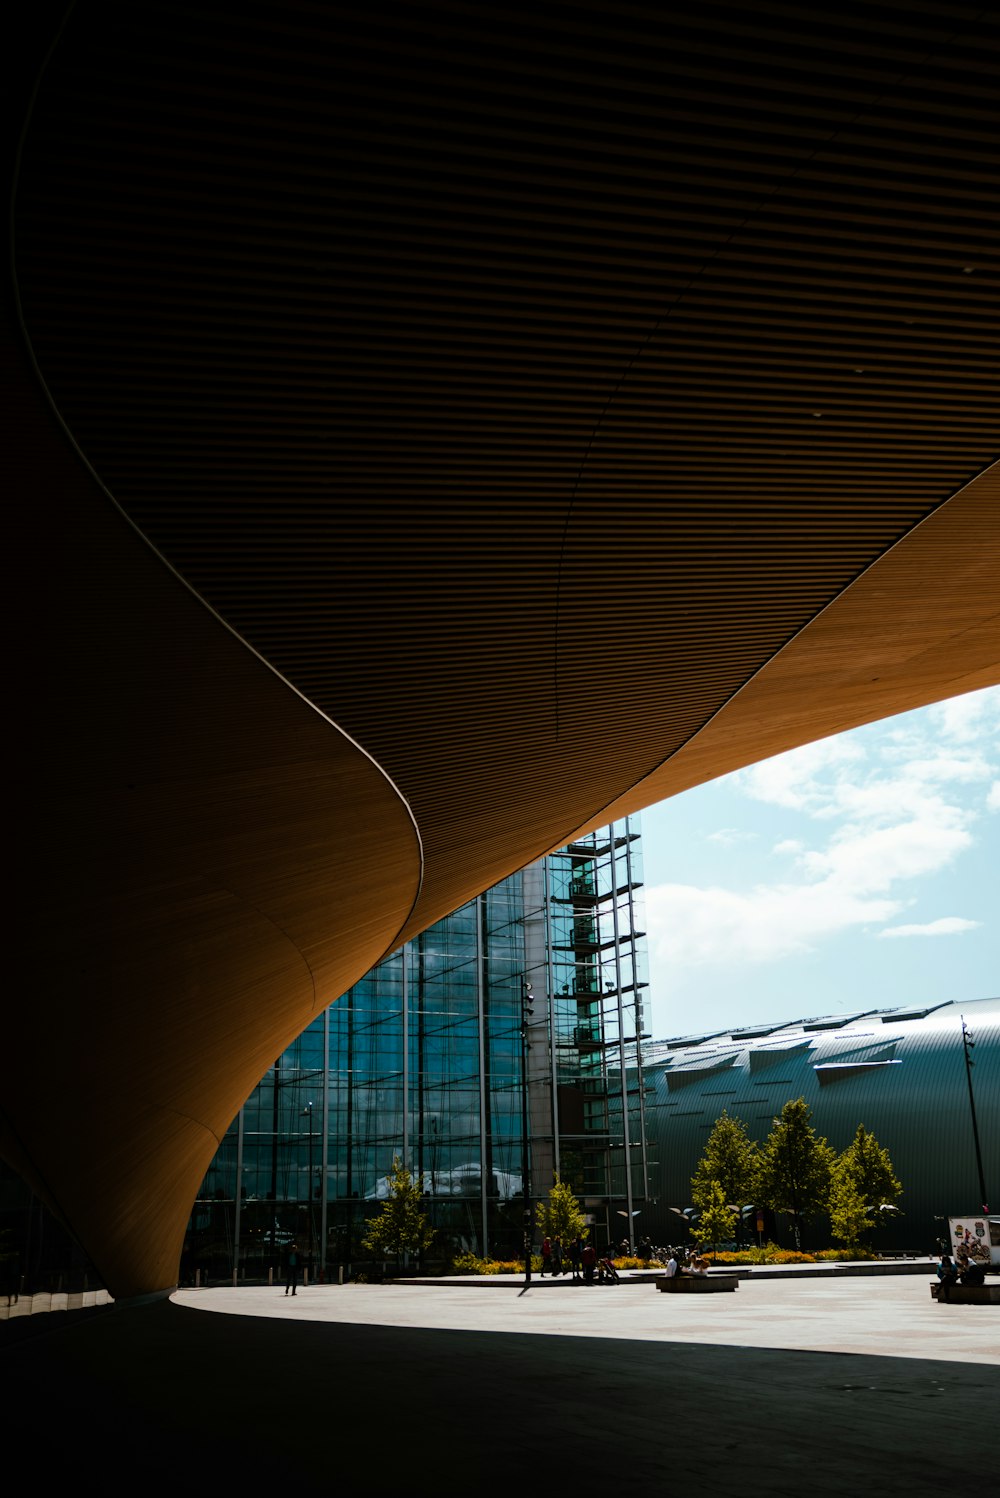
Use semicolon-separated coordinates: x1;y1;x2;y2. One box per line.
565;457;1000;840
6;310;423;1296
7;1;1000;1293
15;2;999;946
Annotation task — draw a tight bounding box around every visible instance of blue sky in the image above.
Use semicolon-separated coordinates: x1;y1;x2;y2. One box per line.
639;685;1000;1040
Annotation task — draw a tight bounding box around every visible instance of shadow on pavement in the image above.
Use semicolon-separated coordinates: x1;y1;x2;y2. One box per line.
6;1298;996;1490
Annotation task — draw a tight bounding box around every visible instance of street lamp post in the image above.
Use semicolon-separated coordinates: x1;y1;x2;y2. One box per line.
521;980;533;1283
961;1017;989;1213
301;1102;315;1267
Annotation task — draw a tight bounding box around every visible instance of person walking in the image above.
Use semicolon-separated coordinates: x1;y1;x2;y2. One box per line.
284;1240;301;1296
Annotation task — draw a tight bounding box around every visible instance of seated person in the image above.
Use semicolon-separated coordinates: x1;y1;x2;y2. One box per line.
936;1254;958;1298
959;1257;987;1287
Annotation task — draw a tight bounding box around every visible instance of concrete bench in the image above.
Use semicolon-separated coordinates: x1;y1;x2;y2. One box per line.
930;1282;1000;1305
657;1274;739;1293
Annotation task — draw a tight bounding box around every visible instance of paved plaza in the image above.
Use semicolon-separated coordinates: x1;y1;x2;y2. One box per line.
175;1271;1000;1364
7;1273;997;1491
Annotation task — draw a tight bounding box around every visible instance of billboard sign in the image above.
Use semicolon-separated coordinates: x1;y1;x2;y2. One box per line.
947;1217;1000;1267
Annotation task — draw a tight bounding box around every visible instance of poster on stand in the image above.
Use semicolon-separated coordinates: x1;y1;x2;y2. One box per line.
947;1217;996;1266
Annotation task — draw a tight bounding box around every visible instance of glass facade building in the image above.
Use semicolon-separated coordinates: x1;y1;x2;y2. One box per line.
185;818;649;1280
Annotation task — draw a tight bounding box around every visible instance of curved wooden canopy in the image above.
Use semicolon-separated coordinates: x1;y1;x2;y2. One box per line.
5;2;999;1296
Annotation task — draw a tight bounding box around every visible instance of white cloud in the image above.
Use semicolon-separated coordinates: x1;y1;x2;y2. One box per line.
646;879;899;967
646;686;999;971
735;735;865;813
798;806;971;892
928;688;1000;743
706;827;755;847
987;781;1000;813
878;917;981;939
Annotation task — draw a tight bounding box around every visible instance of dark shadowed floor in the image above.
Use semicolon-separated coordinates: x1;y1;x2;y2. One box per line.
6;1279;997;1493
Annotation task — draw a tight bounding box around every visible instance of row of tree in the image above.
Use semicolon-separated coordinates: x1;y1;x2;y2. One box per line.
363;1162;591;1265
690;1099;902;1251
361;1098;903;1263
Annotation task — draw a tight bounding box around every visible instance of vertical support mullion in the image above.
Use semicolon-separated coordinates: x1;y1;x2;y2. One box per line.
628;821;650;1205
402;945;409;1174
233;1104;245;1281
321;1004;330;1279
610;828;634;1247
476;892;490;1257
543;856;560;1182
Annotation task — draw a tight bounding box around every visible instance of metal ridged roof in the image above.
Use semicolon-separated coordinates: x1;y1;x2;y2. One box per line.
645;997;999;1244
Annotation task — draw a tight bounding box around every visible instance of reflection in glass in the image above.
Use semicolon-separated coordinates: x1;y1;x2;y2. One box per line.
186;818;649;1280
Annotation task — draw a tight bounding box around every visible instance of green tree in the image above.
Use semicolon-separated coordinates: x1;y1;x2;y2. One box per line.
691;1110;758;1243
362;1157;434;1265
536;1177;588;1247
832;1124;902;1244
828;1167;871;1250
690;1180;737;1252
756;1098;835;1249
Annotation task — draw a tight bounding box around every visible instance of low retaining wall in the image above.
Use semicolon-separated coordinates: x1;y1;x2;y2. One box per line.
930;1282;1000;1305
657;1274;740;1293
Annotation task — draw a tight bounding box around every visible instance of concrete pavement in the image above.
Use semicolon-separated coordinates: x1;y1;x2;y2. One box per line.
7;1272;996;1491
174;1271;1000;1364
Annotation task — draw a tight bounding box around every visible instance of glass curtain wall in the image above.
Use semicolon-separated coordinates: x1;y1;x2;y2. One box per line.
328;878;526;1265
185;818;648;1282
186;882;525;1280
529;818;650;1249
184;1020;329;1282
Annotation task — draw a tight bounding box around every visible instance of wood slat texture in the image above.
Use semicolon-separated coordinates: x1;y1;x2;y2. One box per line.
5;0;999;1294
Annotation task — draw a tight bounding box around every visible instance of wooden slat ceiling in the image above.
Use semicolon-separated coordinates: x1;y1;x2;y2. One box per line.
5;1;999;1294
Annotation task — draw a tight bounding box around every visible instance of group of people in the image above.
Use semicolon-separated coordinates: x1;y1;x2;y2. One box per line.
663;1246;710;1278
936;1247;988;1299
611;1235;657;1263
537;1236;626;1284
539;1234;591;1281
538;1235;710;1284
